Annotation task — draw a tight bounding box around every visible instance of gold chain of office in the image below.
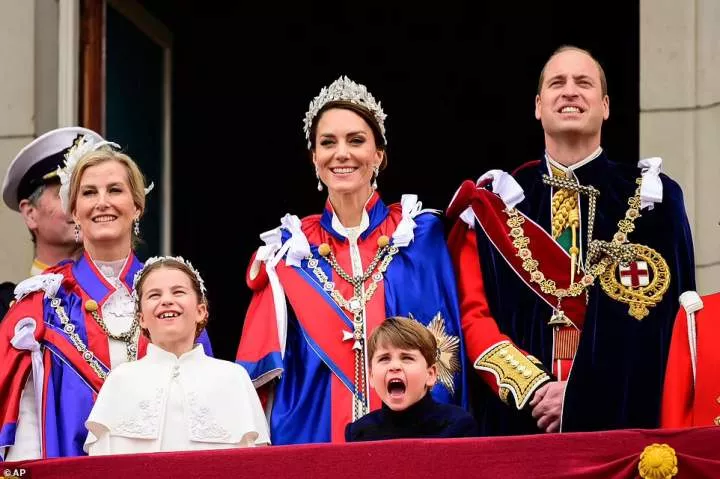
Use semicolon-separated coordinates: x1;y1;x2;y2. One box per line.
306;234;399;419
85;299;139;363
504;176;644;323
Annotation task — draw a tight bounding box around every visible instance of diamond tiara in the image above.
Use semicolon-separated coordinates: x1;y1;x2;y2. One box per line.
303;75;387;149
132;256;207;306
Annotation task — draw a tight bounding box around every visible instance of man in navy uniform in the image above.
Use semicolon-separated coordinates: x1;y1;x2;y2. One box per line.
1;127;104;319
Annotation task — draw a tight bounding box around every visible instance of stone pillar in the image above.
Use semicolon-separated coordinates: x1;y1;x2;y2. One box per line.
0;0;37;282
640;0;720;294
0;0;60;282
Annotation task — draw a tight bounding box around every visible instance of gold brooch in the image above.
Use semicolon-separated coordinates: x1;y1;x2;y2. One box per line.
410;312;460;395
600;244;670;320
638;443;678;479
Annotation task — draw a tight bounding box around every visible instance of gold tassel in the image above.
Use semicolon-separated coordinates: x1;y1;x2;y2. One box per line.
569;208;580;284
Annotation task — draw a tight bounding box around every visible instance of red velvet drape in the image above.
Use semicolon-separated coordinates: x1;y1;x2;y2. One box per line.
5;426;720;478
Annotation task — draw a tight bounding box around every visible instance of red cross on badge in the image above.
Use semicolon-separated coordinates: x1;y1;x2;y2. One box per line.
619;261;650;288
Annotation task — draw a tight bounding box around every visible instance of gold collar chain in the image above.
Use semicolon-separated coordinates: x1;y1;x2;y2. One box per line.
506;176;645;325
305;235;399;419
596;178;671;319
306;236;398;316
84;299;139;363
586;178;643;266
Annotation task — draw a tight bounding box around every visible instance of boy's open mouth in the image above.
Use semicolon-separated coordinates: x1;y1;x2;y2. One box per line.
387;378;406;398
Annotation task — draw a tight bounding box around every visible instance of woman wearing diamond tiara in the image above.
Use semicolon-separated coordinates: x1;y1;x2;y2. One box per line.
84;257;269;455
0;139;212;460
236;76;469;444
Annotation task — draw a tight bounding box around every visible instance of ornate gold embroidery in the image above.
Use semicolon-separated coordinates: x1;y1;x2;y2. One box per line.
542;174;601;253
509;175;670;322
505;208;611;327
592;178;671;320
600;244;671;320
474;341;550;409
498;387;510;405
551;187;578;239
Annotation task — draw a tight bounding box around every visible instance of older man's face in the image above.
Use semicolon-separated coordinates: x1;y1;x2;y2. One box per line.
24;183;78;247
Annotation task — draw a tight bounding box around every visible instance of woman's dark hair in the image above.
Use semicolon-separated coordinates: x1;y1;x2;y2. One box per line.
308;101;388;171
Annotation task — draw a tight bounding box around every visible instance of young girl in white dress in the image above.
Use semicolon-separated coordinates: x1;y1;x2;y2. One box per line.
84;256;269;455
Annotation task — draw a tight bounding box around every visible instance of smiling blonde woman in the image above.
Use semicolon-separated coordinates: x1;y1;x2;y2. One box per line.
0;138;211;460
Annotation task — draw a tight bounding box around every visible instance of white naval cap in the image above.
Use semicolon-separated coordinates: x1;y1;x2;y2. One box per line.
2;126;104;212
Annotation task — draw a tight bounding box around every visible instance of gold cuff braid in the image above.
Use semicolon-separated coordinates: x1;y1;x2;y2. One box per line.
474;341;550;409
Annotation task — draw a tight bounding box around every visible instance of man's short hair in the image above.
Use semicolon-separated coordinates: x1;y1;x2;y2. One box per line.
367;316;437;367
537;45;608;96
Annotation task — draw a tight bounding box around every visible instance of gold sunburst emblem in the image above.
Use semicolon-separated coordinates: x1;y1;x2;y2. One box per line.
600;243;670;320
410;312;460;395
638;443;678;479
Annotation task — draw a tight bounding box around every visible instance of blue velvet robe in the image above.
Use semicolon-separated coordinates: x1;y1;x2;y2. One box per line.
237;194;469;444
0;253;213;459
472;152;695;434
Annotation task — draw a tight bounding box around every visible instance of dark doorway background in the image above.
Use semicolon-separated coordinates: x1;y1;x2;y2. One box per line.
139;0;639;361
